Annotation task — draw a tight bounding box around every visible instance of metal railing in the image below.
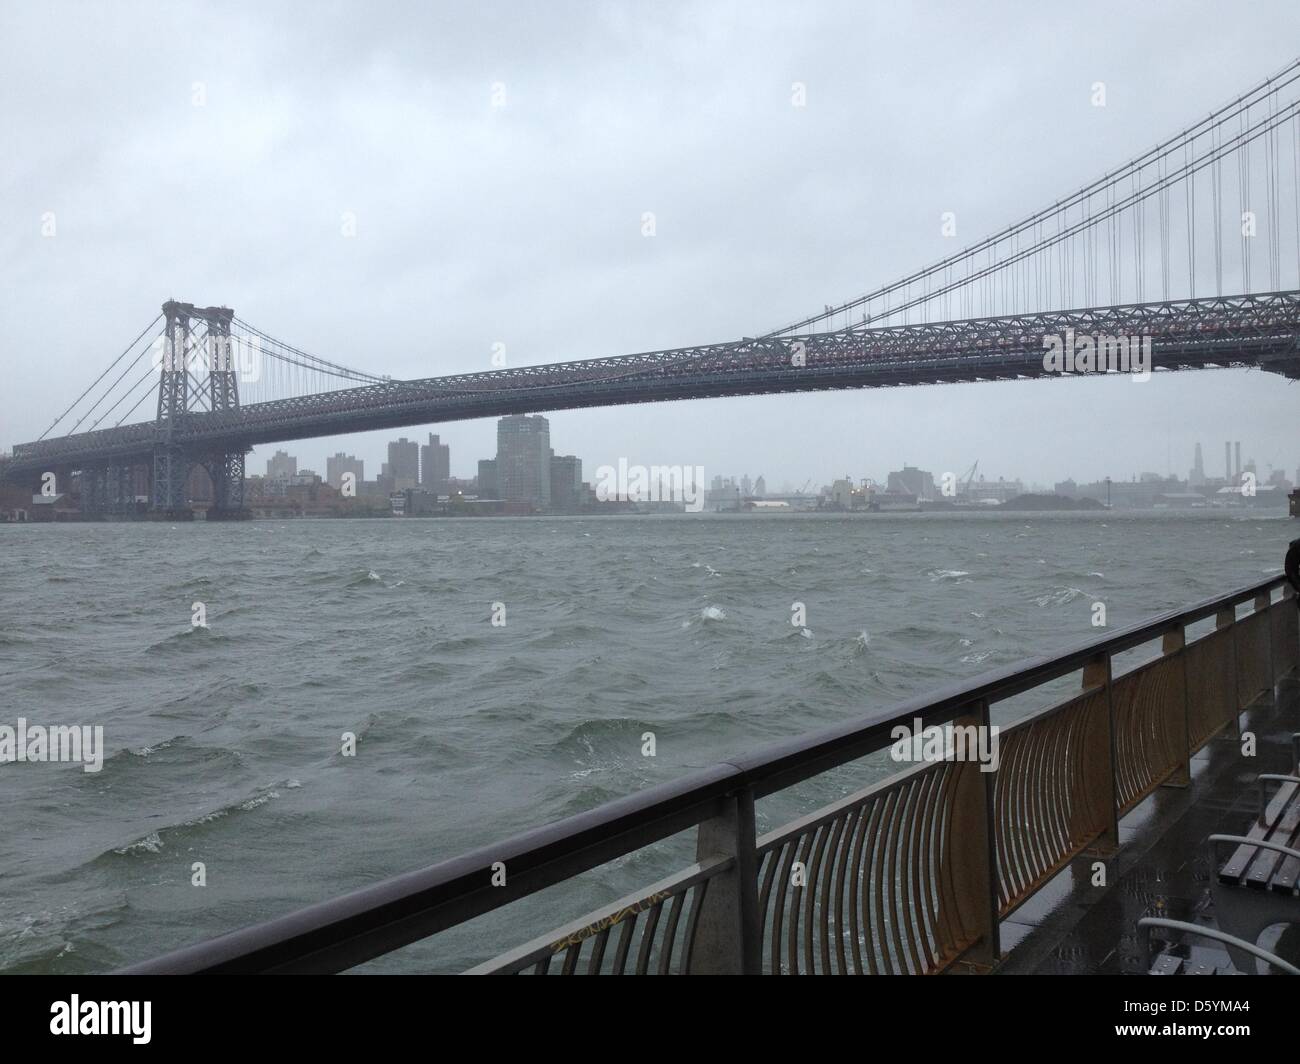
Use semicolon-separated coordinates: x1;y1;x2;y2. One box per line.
120;573;1299;975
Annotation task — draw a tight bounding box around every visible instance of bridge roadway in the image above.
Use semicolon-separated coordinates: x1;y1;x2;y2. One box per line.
4;292;1300;480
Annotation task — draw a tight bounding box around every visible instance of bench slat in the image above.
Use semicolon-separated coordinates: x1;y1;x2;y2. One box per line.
1150;954;1183;975
1245;783;1300;889
1220;781;1299;887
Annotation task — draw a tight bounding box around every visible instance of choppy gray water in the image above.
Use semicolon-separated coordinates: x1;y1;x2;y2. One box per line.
0;511;1292;972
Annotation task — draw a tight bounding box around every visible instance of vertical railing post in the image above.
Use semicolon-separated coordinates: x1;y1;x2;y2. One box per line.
1218;605;1242;739
948;699;1000;969
1082;652;1120;853
1277;584;1300;707
1163;623;1192;787
1256;592;1275;700
691;786;761;974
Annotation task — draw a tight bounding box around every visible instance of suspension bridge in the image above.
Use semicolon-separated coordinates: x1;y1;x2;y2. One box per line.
5;59;1300;518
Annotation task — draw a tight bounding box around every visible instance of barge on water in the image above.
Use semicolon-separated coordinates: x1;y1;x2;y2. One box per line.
121;551;1300;976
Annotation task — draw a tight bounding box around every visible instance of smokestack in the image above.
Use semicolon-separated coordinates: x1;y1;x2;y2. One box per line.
1226;442;1232;480
1235;442;1242;479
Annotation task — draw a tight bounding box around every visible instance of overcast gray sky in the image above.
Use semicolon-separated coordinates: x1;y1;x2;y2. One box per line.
3;1;1299;492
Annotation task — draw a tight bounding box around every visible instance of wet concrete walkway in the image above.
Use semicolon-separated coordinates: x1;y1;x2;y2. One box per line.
997;681;1300;975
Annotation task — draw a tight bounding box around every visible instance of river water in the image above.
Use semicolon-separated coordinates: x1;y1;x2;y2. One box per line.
0;510;1291;972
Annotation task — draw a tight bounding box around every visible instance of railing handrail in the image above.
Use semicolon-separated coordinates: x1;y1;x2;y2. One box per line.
118;571;1288;974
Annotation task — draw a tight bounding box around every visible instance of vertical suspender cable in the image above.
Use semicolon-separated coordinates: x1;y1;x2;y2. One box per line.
1294;110;1300;288
1239;107;1252;292
1213;122;1223;296
1186;134;1196;296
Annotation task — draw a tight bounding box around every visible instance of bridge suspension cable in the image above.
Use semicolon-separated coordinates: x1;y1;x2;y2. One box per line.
763;55;1300;337
847;99;1300;331
232;318;384;383
98;361;167;430
36;314;163;440
35;308;392;444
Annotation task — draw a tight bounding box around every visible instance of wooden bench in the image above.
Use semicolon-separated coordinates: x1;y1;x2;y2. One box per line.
1209;737;1300;973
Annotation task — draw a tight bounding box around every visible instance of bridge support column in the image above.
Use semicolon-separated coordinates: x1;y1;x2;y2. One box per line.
79;464;109;519
203;448;250;520
152;446;192;518
69;459;151;519
111;462;141;516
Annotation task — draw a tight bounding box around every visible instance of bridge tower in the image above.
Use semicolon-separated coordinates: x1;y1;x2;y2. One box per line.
152;300;249;518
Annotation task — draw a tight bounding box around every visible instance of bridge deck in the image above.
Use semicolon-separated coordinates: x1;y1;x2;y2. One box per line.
5;291;1300;480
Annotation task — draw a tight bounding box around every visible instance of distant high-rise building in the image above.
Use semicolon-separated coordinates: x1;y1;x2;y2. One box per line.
387;437;420;491
549;454;582;512
327;453;364;491
1235;441;1242;480
754;475;766;498
1189;443;1205;487
1225;441;1233;480
421;434;450;495
497;415;550;507
477;458;498;498
741;474;753;498
266;450;297;481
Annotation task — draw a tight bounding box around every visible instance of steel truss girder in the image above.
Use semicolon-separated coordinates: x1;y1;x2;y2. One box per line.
6;291;1300;478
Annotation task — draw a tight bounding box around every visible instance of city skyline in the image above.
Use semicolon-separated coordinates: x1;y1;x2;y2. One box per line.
254;427;1295;504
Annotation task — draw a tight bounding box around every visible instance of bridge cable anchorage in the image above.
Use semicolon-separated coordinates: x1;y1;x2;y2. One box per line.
37;313;163;440
758;54;1300;337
